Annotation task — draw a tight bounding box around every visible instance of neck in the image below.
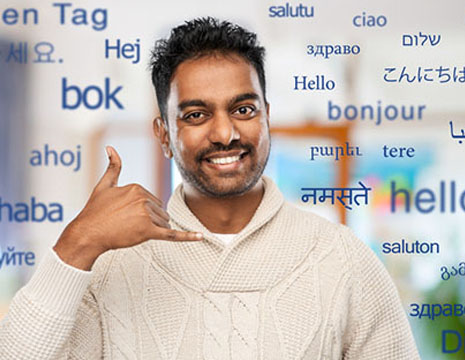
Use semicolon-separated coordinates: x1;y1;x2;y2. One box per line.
183;178;265;234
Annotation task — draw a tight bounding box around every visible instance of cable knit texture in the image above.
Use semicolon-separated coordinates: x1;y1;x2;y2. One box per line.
0;176;420;359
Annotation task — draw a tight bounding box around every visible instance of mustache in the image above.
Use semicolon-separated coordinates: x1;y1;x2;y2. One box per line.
195;141;255;162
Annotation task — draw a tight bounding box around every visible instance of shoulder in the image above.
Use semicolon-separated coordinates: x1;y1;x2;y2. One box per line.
277;201;390;284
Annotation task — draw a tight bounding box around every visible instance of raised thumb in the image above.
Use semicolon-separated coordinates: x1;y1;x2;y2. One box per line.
94;146;122;192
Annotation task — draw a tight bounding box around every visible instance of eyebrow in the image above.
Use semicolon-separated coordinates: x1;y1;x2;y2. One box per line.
229;93;259;107
177;93;260;112
178;99;208;112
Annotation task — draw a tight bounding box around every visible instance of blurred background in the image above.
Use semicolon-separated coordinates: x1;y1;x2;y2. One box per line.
1;0;465;358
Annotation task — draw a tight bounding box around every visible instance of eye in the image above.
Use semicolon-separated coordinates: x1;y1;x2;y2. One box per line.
233;105;256;118
183;111;207;123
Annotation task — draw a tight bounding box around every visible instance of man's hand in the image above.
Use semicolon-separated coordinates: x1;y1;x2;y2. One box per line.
53;146;203;271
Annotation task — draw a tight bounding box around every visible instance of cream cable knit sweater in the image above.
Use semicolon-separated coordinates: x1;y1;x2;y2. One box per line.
0;177;420;359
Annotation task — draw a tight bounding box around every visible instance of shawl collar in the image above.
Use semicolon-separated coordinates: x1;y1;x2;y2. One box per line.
167;176;284;249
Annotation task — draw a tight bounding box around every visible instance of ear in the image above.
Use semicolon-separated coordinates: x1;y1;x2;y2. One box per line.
153;117;173;159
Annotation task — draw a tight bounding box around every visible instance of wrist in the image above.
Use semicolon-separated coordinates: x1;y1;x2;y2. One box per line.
54;222;105;271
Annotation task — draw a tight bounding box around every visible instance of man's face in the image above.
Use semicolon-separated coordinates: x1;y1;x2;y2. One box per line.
162;53;270;198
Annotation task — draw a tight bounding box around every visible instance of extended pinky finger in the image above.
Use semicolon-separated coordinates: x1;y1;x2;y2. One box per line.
156;228;204;242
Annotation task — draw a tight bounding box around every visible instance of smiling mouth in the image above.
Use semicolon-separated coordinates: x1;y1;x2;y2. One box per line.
204;152;249;165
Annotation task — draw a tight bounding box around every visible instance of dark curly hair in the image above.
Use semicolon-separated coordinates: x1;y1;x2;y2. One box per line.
150;17;267;123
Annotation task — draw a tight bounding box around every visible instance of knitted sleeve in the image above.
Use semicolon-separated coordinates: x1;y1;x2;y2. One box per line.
341;228;421;360
0;249;103;359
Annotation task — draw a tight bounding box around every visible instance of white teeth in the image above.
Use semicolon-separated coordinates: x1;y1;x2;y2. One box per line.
209;155;240;165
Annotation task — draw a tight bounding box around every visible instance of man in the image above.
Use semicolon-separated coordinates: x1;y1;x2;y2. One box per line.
0;17;419;359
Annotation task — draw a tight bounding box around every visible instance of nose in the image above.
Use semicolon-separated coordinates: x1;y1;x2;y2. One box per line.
208;112;240;145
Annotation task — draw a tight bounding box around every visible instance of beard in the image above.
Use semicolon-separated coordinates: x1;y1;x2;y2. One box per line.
172;139;270;198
